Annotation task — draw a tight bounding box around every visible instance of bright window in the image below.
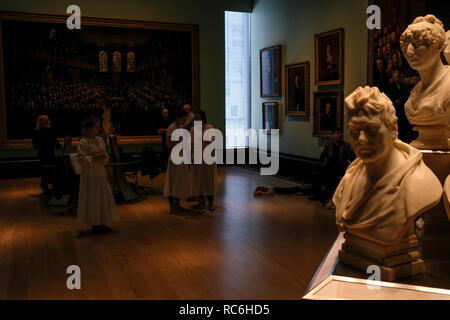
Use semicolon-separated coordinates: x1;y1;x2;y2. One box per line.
225;11;251;148
127;51;135;72
99;51;108;72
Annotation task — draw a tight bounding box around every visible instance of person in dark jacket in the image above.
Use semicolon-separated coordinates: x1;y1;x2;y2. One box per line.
253;129;355;203
32;115;61;196
157;108;172;167
309;129;355;202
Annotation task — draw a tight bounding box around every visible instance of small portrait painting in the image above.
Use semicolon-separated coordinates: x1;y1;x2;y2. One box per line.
260;45;282;97
262;102;279;134
315;28;344;86
285;61;309;116
313;91;342;137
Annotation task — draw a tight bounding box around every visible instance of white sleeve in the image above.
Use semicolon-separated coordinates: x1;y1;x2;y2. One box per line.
98;137;110;164
76;139;89;166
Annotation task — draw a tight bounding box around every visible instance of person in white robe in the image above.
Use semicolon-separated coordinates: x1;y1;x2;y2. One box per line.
190;110;218;210
77;118;119;234
181;104;195;131
163;110;192;213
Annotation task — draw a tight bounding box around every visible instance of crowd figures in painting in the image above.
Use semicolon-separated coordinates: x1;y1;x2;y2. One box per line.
371;24;421;143
2;18;194;140
369;0;450;144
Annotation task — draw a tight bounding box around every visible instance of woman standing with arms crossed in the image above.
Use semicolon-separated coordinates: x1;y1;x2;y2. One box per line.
77;118;118;234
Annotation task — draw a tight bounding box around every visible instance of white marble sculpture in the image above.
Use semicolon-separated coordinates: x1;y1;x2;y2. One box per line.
400;14;450;150
441;31;450;222
333;86;443;244
445;175;450;222
445;30;450;64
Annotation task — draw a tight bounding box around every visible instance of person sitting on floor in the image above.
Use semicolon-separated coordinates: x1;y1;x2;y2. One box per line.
253;129;355;203
253;185;312;197
307;129;355;202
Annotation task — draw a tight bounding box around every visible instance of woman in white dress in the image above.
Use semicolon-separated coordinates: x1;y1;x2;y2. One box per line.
163;110;192;213
77;118;119;233
190;110;218;210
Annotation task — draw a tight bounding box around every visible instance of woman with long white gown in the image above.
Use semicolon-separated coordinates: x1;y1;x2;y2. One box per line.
190;110;218;210
77;118;118;233
163;110;192;213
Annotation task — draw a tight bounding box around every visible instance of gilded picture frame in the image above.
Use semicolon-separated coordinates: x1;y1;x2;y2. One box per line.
0;11;200;148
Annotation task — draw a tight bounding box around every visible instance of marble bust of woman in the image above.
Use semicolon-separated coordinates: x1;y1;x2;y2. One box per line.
400;14;450;149
445;30;450;64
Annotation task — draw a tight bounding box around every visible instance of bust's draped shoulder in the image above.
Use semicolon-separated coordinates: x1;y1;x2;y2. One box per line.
405;66;450;126
443;66;450;106
333;141;442;243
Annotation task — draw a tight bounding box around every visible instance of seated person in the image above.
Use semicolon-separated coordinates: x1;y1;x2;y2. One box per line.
308;129;355;201
254;185;312;197
254;129;354;203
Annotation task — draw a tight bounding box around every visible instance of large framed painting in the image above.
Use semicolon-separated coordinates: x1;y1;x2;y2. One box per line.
260;45;282;97
313;91;343;137
0;11;199;147
285;61;309;116
262;102;279;135
315;28;344;86
367;0;449;143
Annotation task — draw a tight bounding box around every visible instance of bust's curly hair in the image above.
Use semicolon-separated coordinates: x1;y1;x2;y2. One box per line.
345;86;398;137
400;14;446;54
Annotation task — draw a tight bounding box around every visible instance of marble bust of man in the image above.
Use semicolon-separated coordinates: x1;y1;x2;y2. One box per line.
333;86;442;244
400;14;450;149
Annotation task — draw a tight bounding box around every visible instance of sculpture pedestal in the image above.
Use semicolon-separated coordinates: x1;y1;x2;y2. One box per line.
305;231;450;299
421;150;450;184
421;150;450;221
445;176;450;221
338;232;425;281
410;125;449;150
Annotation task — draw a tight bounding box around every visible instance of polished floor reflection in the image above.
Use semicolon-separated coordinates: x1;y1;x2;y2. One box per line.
0;166;338;299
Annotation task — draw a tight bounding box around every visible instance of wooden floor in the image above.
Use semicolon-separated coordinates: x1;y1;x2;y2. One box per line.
0;166;339;300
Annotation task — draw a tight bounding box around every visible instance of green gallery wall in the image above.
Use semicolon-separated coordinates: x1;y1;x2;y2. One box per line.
0;0;252;158
0;0;370;161
251;0;368;159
